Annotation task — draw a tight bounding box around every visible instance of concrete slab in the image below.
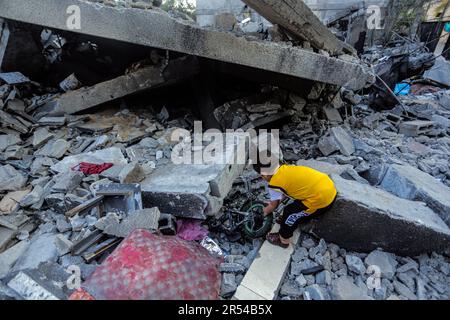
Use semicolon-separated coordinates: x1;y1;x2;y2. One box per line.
0;0;373;90
141;164;229;219
302;175;450;256
377;164;450;226
142;133;247;219
233;225;300;300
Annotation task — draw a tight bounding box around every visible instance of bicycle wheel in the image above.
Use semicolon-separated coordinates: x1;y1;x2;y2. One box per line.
241;201;273;239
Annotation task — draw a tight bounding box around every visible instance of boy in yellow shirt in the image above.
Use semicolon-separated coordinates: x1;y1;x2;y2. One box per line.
253;153;337;249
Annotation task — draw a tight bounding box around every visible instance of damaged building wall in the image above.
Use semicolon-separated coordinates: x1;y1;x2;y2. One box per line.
196;0;271;28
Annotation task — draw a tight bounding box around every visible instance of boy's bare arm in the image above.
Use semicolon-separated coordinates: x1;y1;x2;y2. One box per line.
263;200;280;216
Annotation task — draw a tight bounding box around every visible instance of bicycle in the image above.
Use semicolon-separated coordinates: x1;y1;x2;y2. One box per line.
208;176;291;240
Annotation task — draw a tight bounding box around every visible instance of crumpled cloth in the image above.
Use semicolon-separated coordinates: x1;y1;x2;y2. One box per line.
71;162;114;175
177;219;209;241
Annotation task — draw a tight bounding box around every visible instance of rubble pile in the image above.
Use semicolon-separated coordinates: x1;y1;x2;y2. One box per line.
0;0;449;302
278;234;450;300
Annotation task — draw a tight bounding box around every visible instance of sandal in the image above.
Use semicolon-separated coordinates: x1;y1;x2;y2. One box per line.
266;233;289;249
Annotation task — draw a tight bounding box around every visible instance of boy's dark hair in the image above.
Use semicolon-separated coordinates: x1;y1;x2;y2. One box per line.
252;150;280;174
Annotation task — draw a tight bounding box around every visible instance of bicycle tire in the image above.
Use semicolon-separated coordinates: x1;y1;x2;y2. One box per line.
241;201;273;239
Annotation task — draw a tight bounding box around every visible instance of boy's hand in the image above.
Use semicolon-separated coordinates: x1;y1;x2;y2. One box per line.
263;200;280;217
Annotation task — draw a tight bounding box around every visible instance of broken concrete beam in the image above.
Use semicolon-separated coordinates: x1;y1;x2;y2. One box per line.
371;164;450;226
0;0;373;90
302;175;450;256
38;56;200;116
242;0;355;56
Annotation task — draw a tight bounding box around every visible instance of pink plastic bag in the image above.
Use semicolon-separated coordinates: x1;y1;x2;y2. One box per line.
177;219;209;241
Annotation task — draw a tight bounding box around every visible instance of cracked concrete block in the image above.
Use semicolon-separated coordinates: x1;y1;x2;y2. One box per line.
302;175;450;256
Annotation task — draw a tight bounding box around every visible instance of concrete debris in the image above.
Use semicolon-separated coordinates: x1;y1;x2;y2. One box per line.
32;128;54;148
364;250;398;280
118;163;145;184
0;165;27;192
423;57;450;88
319;126;355;156
0;189;31;214
51;171;84;193
36;139;70;159
54;234;73;256
37;117;66;126
0;72;30;85
331;276;373;300
11;233;59;273
0;240;29;279
242;0;355;56
100;208;161;238
0;134;21;151
0;0;449;302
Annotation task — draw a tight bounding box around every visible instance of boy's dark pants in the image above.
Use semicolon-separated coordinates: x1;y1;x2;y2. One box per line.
278;198;336;239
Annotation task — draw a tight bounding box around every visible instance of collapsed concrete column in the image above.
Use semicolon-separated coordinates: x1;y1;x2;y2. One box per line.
0;0;373;90
242;0;356;55
302;175;450;256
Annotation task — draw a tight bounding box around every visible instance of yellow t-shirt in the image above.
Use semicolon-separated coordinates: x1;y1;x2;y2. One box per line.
269;165;337;214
